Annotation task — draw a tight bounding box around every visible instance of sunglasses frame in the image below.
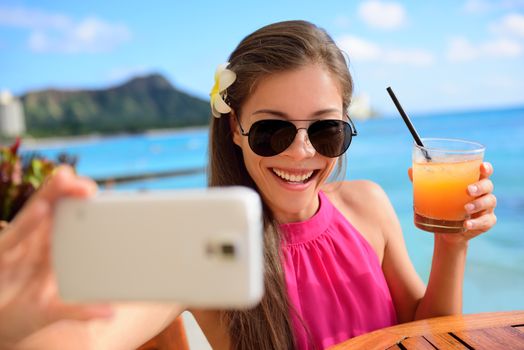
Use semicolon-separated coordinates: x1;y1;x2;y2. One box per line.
235;113;358;157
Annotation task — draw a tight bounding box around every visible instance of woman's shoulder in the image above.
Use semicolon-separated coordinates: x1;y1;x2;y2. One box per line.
322;180;394;262
322;180;390;210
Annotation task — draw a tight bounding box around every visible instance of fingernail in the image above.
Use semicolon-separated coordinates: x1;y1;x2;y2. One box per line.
468;185;478;195
465;220;474;229
465;203;475;213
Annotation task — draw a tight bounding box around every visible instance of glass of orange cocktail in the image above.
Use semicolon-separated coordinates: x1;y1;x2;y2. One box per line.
413;138;485;233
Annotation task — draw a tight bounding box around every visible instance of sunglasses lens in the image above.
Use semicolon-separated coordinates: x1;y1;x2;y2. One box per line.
249;120;297;157
308;120;352;157
246;119;353;157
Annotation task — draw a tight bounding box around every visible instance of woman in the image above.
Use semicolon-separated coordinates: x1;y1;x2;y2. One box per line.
202;19;496;349
1;20;496;350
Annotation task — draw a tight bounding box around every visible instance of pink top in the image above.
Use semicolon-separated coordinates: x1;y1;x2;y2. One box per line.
280;191;397;349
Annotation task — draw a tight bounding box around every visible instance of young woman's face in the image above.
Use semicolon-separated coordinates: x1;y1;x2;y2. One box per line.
232;64;344;223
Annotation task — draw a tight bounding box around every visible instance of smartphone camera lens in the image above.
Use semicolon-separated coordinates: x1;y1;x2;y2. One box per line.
220;243;236;258
205;239;238;260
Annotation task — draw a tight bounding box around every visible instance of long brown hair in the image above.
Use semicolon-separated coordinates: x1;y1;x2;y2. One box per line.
208;20;353;350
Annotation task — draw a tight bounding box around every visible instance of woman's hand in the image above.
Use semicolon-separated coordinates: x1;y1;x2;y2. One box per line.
0;166;113;347
461;161;497;238
432;161;497;244
407;162;497;242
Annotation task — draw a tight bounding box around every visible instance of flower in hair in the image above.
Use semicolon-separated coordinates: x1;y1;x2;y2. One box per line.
210;62;236;118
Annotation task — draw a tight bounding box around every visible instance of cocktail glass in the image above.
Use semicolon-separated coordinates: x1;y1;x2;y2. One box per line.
413;138;485;233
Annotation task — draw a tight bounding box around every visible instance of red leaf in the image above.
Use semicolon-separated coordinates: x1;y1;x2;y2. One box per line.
9;137;21;155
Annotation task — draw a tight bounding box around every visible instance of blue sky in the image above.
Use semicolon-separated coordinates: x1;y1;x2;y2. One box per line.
1;0;524;116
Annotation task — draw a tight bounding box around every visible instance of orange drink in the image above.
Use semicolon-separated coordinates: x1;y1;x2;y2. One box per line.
413;138;485;233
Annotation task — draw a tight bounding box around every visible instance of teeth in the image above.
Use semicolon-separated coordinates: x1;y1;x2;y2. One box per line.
273;169;314;183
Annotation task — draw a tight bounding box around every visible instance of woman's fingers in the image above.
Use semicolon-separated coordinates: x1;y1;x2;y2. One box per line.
37;165;97;204
0;196;50;253
479;162;493;179
465;211;497;232
468;178;494;197
466;162;493;198
48;303;115;324
0;167;96;252
465;193;497;215
462;162;497;234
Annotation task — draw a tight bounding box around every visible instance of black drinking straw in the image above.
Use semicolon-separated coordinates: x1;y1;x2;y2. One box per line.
386;87;431;161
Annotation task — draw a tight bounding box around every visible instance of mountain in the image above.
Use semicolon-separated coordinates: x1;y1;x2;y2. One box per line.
21;74;211;137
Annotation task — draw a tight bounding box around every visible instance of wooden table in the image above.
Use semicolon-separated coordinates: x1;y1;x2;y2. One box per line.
329;311;524;350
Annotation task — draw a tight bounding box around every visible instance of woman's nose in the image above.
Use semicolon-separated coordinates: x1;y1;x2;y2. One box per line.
281;128;316;159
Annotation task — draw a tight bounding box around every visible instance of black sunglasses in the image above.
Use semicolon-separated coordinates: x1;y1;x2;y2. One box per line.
236;116;357;158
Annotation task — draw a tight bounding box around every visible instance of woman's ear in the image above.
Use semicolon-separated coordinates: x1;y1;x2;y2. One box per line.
229;112;242;147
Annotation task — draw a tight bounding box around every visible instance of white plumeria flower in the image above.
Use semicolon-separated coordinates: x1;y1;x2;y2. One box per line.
210;62;236;118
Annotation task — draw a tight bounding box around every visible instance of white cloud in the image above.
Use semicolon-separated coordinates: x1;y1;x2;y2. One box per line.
0;5;70;29
358;0;407;30
446;36;523;62
448;13;524;62
0;5;131;53
337;35;434;66
337;35;381;61
463;0;492;13
446;37;479;62
464;0;524;13
482;37;523;56
490;13;524;38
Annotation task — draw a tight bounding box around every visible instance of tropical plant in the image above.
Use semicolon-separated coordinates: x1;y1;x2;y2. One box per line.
0;137;77;224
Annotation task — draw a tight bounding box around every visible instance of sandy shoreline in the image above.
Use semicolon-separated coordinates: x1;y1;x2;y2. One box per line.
17;125;209;149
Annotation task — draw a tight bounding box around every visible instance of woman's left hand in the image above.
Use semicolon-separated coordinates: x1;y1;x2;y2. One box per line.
408;161;497;242
461;162;497;238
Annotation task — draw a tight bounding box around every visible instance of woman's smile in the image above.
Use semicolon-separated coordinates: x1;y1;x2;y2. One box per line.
272;168;316;184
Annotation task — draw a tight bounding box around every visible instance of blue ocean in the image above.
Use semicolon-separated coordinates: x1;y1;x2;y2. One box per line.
23;106;524;314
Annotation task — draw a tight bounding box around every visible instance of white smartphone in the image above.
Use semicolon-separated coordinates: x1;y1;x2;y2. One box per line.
51;186;264;308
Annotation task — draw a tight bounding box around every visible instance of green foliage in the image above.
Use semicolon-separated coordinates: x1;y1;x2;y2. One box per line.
0;138;77;221
21;73;211;137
